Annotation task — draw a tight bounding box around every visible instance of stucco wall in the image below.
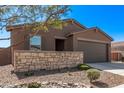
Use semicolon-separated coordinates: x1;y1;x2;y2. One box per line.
72;29;111;62
14;50;83;72
10;22;85;51
65;36;73;51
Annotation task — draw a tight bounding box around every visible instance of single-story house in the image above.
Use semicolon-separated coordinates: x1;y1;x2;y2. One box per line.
6;19;113;63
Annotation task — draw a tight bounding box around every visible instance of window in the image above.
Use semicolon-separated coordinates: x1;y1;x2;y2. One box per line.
30;35;41;50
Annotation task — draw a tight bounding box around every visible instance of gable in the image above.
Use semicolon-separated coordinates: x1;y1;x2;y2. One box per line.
73;28;113;42
6;19;86;32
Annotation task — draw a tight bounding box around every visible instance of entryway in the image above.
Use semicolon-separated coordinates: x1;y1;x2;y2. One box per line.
55;39;65;51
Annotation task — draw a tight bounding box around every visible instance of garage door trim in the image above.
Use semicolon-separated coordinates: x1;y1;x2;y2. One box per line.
77;37;110;44
77;39;108;63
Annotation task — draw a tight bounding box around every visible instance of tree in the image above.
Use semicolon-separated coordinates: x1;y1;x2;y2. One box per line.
0;5;70;47
0;5;70;34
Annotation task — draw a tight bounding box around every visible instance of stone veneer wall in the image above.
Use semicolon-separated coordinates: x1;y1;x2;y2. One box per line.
14;50;83;72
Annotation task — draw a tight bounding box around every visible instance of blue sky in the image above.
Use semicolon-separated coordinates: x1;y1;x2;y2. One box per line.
0;5;124;47
69;5;124;41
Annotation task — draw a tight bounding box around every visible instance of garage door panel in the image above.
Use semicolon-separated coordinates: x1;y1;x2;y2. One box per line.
78;41;107;62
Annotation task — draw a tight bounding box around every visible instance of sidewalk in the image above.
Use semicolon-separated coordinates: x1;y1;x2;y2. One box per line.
113;84;124;88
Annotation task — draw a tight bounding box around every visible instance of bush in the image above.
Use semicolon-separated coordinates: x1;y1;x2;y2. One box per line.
77;64;91;70
28;82;41;88
87;69;100;83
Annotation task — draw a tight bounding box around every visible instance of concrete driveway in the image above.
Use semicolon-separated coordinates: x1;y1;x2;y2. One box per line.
87;62;124;76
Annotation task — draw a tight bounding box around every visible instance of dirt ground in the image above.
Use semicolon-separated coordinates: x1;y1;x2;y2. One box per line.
0;65;124;88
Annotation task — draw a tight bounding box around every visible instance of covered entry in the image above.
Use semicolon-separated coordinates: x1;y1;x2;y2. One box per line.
55;39;65;51
78;41;108;63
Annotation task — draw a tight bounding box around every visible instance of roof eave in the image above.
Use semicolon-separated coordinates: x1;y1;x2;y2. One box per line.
6;18;87;32
66;27;113;41
95;27;114;41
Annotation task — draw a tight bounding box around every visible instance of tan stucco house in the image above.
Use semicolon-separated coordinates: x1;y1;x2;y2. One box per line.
3;19;113;65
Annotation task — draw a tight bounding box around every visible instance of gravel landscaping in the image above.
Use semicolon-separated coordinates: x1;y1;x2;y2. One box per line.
1;81;89;88
0;65;124;88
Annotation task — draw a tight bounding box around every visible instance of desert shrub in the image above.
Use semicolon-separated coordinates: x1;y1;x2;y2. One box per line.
87;69;100;83
24;72;34;77
19;83;28;88
28;82;41;88
77;64;91;70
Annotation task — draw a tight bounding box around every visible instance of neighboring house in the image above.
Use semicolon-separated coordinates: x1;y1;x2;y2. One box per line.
112;42;124;52
5;19;113;64
111;42;124;61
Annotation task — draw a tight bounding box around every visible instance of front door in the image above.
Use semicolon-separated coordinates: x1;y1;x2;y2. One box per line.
55;39;65;51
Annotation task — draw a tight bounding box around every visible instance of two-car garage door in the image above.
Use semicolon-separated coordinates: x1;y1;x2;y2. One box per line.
78;41;108;63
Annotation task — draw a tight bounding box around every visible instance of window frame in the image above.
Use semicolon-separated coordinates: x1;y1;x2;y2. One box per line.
29;35;42;50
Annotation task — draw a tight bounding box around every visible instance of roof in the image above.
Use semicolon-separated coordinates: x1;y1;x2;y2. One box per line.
64;19;87;29
6;18;113;41
66;27;113;41
6;19;87;31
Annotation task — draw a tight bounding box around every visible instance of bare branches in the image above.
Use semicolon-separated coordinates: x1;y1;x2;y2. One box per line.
0;38;10;40
45;6;68;23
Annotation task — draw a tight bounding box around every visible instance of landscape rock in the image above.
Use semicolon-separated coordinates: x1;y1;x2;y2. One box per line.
0;81;90;88
41;81;49;85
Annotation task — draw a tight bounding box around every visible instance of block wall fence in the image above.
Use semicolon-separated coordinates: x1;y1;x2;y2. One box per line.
13;50;83;72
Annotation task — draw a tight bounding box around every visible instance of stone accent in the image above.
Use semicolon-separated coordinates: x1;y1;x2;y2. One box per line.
14;50;83;72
